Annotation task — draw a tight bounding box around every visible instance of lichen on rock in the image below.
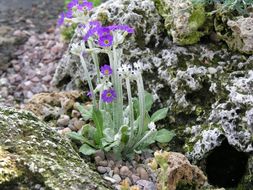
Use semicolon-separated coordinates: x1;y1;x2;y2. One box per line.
215;13;253;54
0;106;110;190
154;0;208;45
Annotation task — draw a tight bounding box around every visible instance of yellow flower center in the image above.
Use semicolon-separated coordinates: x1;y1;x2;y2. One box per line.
104;40;109;44
105;70;109;75
106;93;112;97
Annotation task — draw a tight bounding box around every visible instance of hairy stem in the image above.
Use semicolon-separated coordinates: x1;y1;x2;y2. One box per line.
126;78;135;142
80;54;96;107
136;74;145;140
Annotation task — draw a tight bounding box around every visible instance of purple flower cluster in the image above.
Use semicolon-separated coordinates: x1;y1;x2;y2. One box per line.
57;0;93;26
83;21;134;47
102;88;117;103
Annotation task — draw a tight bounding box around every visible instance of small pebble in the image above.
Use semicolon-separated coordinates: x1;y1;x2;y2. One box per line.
97;166;107;174
136;180;156;190
108;160;115;168
113;167;120;175
131;174;140;183
94;156;103;165
136;167;149;180
113;174;122;183
95;150;105;160
120;166;131;177
71;109;81;118
99;160;108;167
57;115;70;126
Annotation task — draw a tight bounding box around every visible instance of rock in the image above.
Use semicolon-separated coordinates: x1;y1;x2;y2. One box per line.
0;87;9;98
95;150;105;160
68;118;85;131
0;106;110;190
112;174;122;183
154;0;208;45
216;14;253;54
136;180;156;190
131;174;141;183
136;167;149;180
71;109;81;118
57;115;70;126
113;167;120;175
108;160;115;168
58;127;72;135
99;160;108;167
166;152;207;190
24;91;84;119
120;166;132;177
95;156;103;165
97;166;107;174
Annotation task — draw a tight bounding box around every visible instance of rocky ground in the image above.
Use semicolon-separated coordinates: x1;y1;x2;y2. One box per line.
0;0;66;107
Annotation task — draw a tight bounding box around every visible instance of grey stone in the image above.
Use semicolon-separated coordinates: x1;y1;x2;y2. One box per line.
112;174;121;183
0;106;110;190
57;115;70;126
136;180;156;190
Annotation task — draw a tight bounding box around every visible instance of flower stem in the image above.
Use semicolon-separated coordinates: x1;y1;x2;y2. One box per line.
126;78;134;141
113;47;123;128
108;51;117;130
136;74;145;140
87;39;100;83
80;54;96;107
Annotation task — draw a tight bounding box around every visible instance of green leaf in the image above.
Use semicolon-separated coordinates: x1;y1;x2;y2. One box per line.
103;128;115;143
144;91;153;112
79;144;97;155
77;103;93;121
67;132;85;143
120;125;129;144
155;129;175;143
101;110;112;129
150;108;168;123
92;108;104;145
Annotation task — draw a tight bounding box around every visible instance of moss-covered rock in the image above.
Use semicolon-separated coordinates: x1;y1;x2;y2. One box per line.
215;14;253;55
154;0;209;45
0;106;110;190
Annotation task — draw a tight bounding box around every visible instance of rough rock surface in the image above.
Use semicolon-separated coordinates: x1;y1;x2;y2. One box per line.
226;16;253;54
0;106;110;190
214;12;253;55
24;91;85;119
154;0;208;45
167;152;207;190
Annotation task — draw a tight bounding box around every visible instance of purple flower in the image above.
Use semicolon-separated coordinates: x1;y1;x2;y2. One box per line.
102;88;117;103
81;2;93;10
67;0;93;11
57;12;65;26
67;0;78;9
83;21;102;41
65;10;73;18
89;21;101;27
87;91;93;99
108;25;134;33
97;27;110;37
100;65;112;76
98;34;113;47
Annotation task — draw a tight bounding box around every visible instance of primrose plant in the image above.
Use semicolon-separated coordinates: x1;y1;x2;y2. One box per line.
59;0;175;158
